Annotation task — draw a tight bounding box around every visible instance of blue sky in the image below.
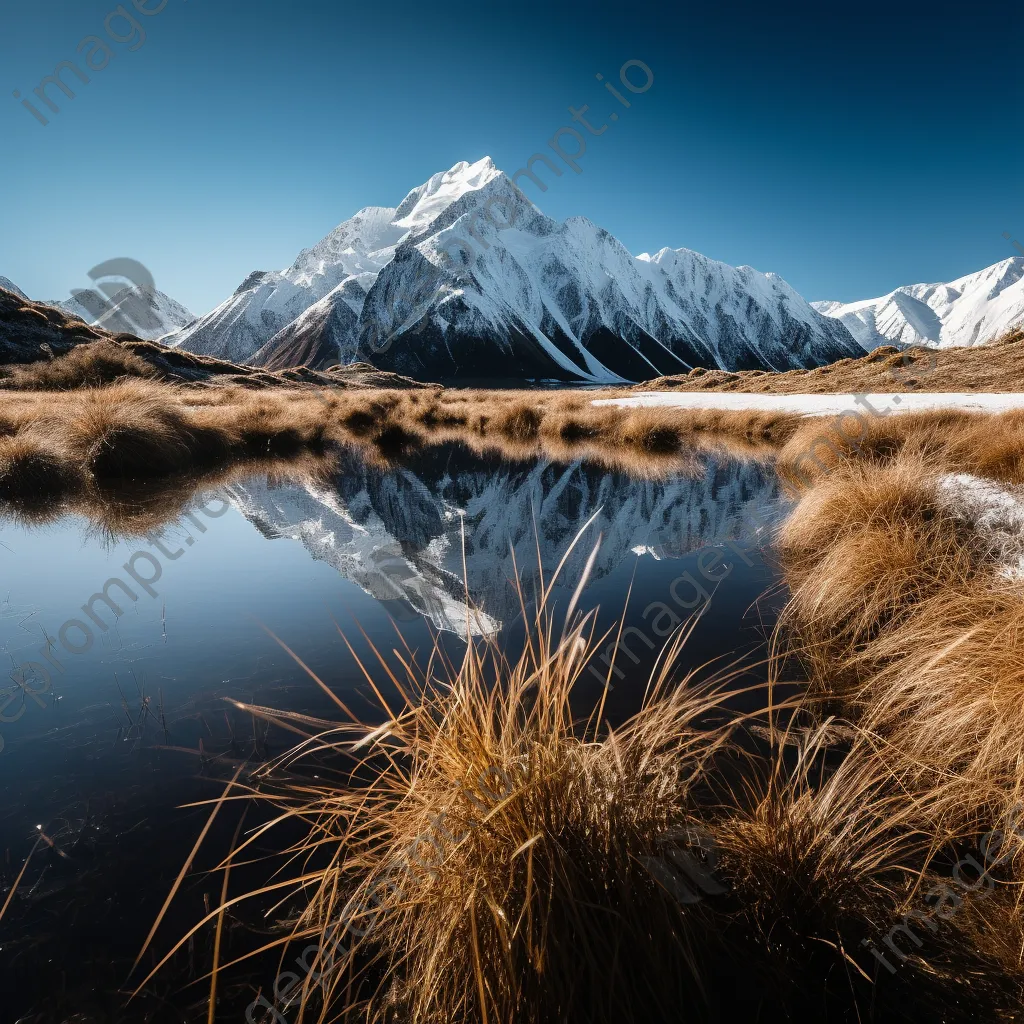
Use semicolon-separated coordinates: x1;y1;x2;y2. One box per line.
1;0;1022;316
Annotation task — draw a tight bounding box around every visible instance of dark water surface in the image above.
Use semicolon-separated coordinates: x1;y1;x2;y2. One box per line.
0;442;789;1022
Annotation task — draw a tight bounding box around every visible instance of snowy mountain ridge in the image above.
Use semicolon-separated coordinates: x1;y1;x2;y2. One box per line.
53;285;195;342
0;277;28;300
0;274;194;342
813;257;1024;350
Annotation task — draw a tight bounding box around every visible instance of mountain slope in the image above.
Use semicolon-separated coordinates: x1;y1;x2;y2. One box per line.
0;285;434;391
813;258;1024;350
168;157;862;381
55;286;195;342
0;277;28;300
168;162;503;366
250;278;366;370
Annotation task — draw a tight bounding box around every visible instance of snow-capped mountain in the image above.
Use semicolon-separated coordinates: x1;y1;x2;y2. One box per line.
813;257;1024;350
0;277;28;300
54;286;195;342
167;157;862;381
223;446;785;637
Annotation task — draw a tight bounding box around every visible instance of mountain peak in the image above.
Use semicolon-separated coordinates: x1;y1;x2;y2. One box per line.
55;286;195;341
392;157;502;233
0;276;28;300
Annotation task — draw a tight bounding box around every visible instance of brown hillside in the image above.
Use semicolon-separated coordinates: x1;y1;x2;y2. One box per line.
632;328;1024;393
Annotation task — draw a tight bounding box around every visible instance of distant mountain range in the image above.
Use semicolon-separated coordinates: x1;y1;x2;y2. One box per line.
813;257;1024;350
0;275;194;342
0;286;434;392
163;157;863;382
54;286;195;342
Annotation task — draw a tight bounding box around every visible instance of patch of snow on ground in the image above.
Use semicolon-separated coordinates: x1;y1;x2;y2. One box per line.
594;393;1024;415
937;474;1024;581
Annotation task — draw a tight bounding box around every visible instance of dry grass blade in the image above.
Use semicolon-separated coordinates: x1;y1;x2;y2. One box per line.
208;809;248;1024
0;834;42;926
132;763;246;979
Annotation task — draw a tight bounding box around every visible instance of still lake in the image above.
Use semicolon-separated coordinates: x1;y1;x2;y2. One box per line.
0;441;789;1022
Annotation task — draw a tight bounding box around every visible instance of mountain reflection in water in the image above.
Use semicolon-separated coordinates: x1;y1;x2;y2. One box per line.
224;444;786;638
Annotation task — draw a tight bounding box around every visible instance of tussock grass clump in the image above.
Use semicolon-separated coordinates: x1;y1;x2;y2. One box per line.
539;406;610;446
0;430;82;508
695;725;1024;1018
54;381;200;479
775;451;1024;836
777;409;976;487
853;588;1024;833
340;403;394;437
137;545;743;1023
942;408;1024;485
491;401;543;442
613;407;686;454
686;408;802;448
335;389;779;476
7;339;160;389
198;391;337;457
777;407;1024;491
776;457;984;671
0;379;803;502
250;582;735;1024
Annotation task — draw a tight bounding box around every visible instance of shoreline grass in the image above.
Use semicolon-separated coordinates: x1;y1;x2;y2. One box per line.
0;381;800;515
775;452;1024;836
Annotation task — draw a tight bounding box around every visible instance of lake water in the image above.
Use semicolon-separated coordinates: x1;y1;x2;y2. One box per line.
0;441;789;1022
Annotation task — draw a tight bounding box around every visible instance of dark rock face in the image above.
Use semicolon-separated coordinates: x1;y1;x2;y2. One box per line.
250;289;361;371
0;287;106;364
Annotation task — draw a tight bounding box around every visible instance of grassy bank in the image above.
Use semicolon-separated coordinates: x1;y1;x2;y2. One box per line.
776;452;1024;830
633;327;1024;394
0;381;801;517
7;374;1024;508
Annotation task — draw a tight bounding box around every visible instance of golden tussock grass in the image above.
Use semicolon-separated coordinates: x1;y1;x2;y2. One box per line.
135;553;733;1022
775;448;1024;840
5;339;162;389
777;407;1024;491
0;378;810;509
775;458;984;666
350;390;798;476
4;381;802;494
130;536;1024;1023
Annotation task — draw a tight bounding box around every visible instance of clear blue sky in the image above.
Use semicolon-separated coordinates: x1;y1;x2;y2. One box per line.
2;0;1022;316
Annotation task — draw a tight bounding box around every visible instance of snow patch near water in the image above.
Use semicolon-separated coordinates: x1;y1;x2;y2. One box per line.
937;474;1024;581
595;393;1024;415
